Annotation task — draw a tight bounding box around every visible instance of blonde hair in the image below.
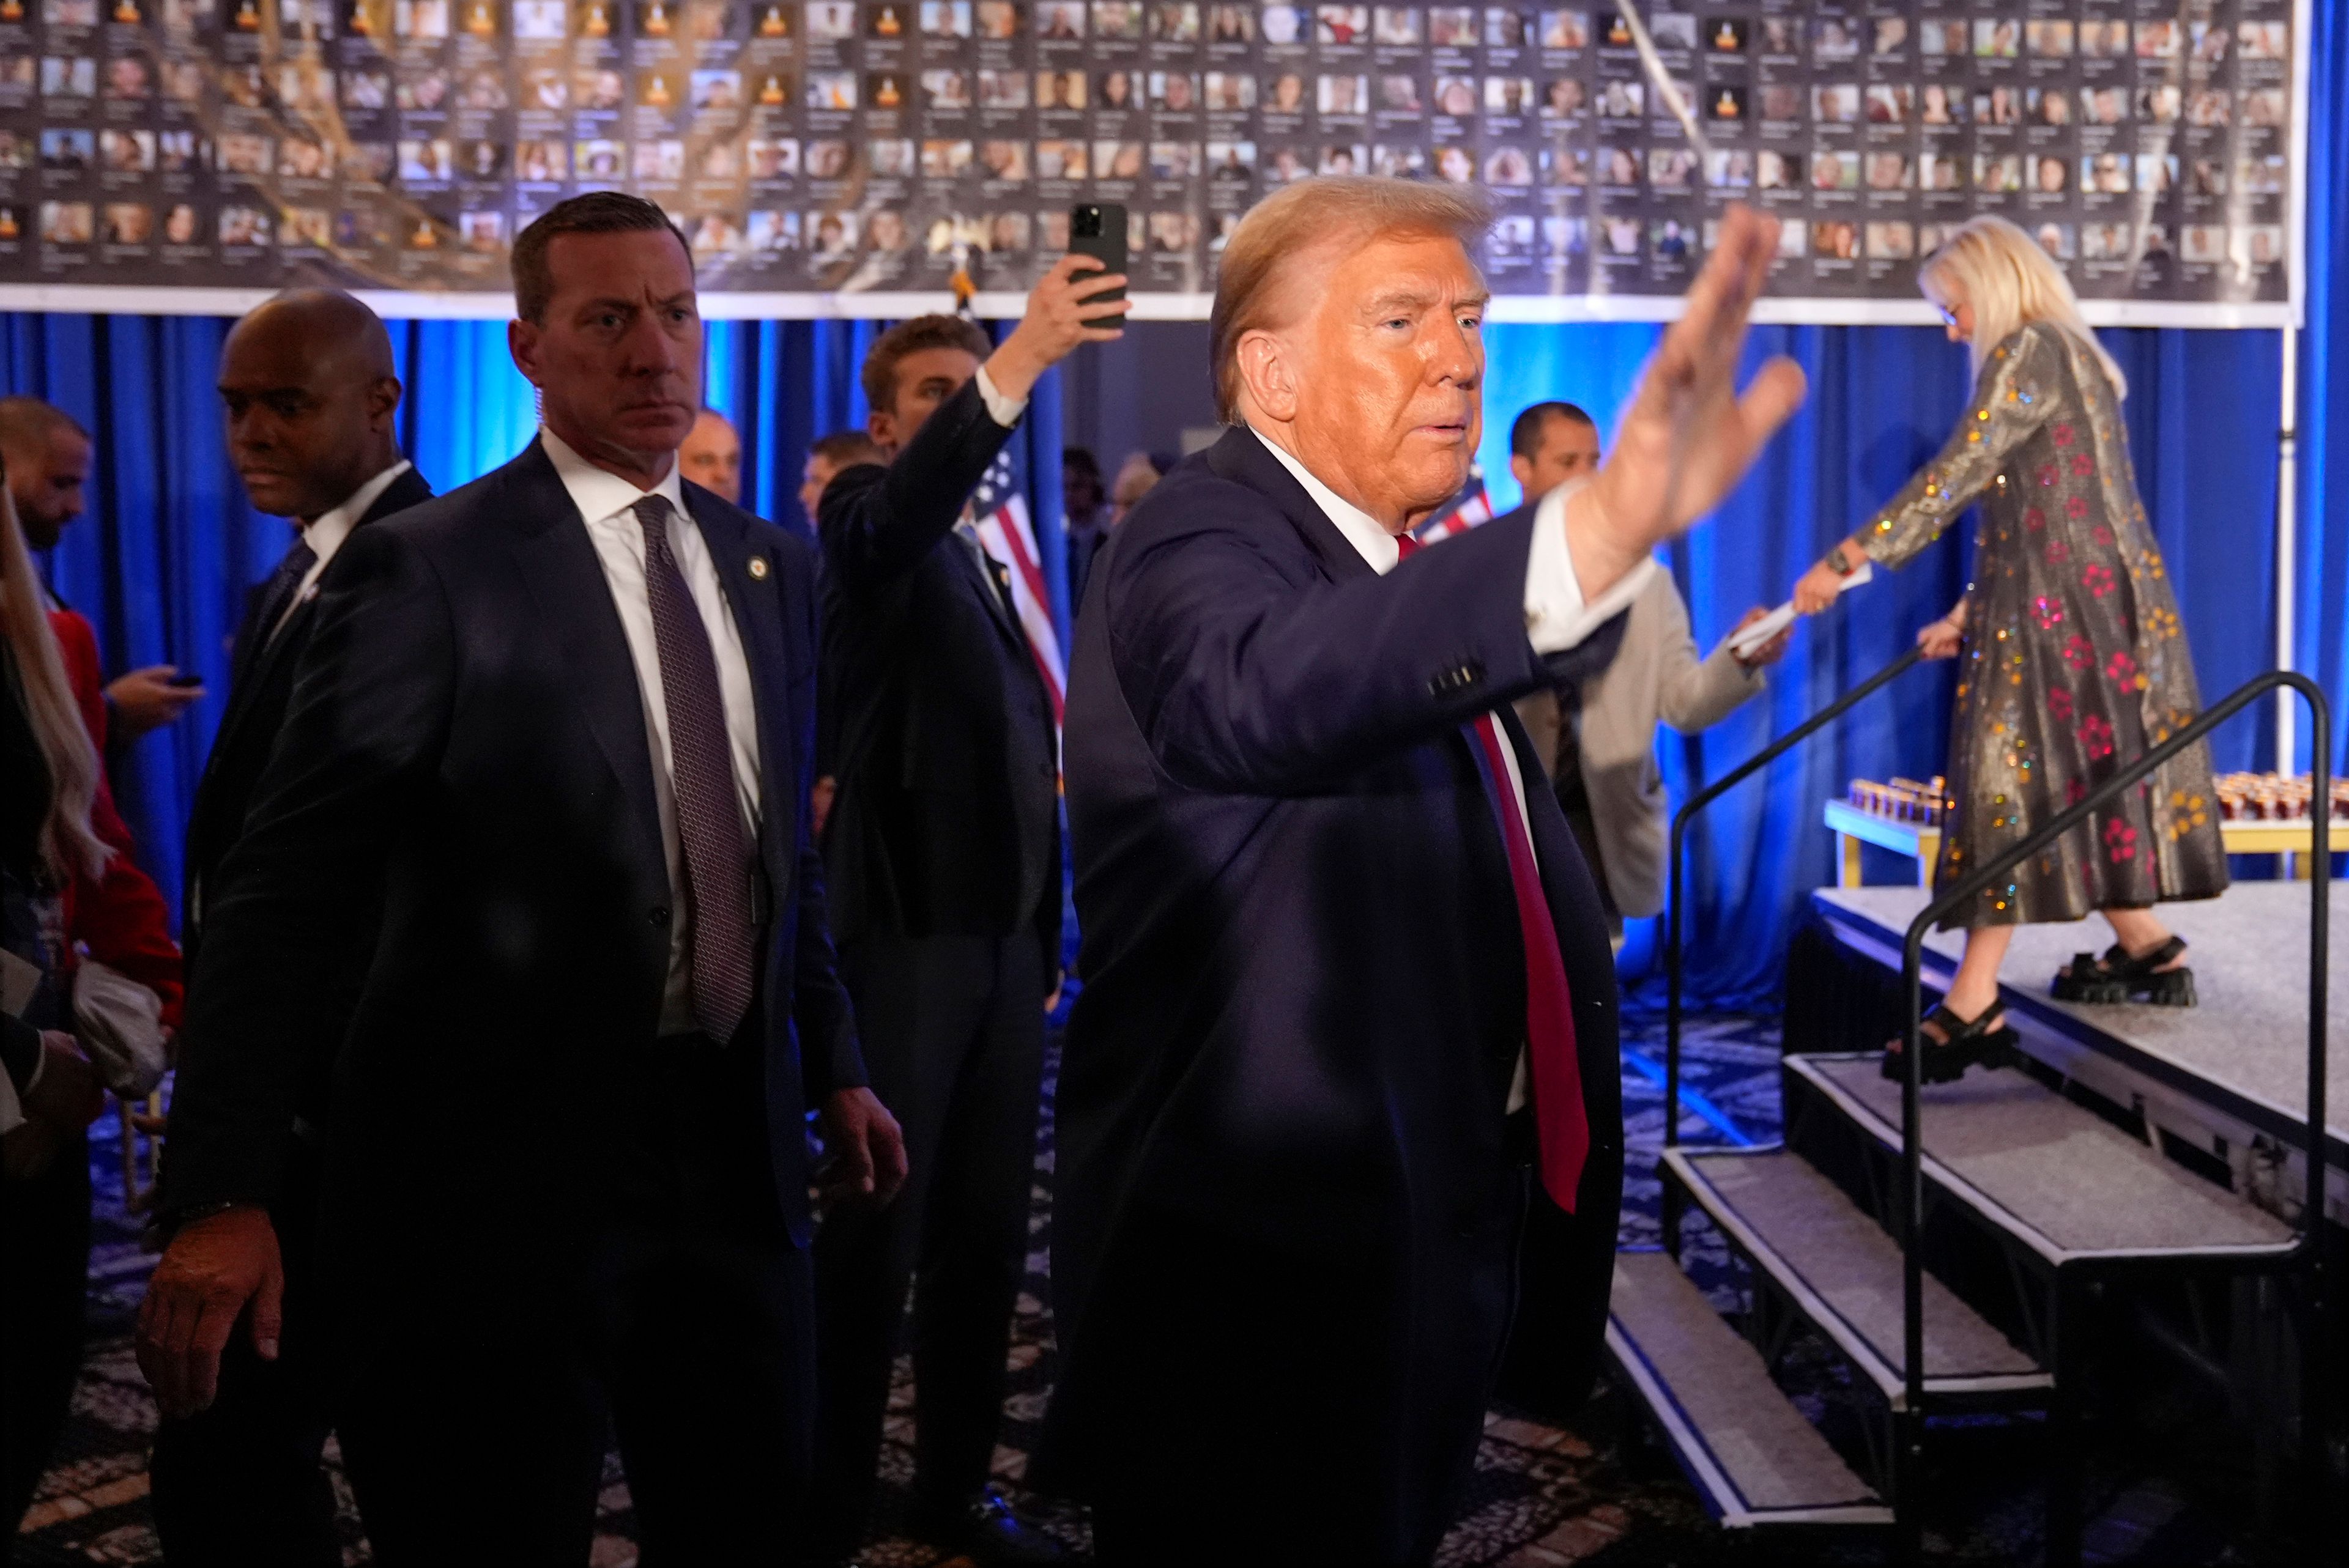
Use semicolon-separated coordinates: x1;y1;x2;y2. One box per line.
0;475;108;881
1920;215;2128;400
1209;176;1492;422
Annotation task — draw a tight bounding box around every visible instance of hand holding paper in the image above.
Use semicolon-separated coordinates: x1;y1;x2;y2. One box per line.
1728;561;1871;658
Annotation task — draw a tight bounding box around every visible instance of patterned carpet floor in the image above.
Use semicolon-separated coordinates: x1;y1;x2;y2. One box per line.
12;1012;2293;1565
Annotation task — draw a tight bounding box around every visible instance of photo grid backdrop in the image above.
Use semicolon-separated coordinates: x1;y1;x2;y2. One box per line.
0;0;2306;316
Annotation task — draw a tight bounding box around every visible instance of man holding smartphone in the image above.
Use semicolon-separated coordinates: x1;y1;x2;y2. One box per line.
812;251;1124;1564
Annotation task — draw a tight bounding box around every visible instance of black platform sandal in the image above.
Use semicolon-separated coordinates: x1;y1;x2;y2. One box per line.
2050;936;2197;1007
1881;1002;2017;1084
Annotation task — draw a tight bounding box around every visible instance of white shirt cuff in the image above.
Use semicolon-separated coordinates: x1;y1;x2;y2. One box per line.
973;365;1028;429
1523;479;1657;654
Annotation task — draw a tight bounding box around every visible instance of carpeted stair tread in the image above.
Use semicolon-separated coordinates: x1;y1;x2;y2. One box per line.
1797;1057;2296;1257
1671;1148;2047;1401
1607;1251;1890;1526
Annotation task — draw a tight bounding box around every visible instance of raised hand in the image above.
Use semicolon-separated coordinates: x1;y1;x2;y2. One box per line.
1570;206;1808;595
984;253;1132;402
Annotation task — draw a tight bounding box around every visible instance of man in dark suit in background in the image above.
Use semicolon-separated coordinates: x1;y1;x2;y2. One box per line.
138;193;905;1562
149;288;432;1566
812;258;1125;1564
1046;183;1804;1563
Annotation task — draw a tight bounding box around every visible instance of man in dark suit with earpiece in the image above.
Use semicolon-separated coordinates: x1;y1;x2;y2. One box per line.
149;287;432;1567
139;194;904;1562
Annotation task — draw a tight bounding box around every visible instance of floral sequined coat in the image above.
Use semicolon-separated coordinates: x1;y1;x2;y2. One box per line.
1860;322;2228;930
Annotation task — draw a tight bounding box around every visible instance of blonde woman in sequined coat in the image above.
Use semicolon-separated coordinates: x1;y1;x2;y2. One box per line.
1794;216;2228;1080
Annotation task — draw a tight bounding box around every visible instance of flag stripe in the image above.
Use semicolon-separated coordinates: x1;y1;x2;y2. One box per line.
973;495;1067;727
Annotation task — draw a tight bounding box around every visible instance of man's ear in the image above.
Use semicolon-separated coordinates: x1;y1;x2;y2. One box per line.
1234;330;1299;425
507;319;541;388
369;376;404;431
1509;453;1534;492
866;405;897;455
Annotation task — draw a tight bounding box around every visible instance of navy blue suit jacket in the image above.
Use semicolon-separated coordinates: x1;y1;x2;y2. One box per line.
165;440;861;1298
1048;427;1628;1500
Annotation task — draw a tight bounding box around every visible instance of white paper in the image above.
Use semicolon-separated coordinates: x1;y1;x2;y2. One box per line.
1727;562;1871;657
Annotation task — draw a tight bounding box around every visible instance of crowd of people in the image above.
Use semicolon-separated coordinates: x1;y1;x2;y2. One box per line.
0;182;2215;1567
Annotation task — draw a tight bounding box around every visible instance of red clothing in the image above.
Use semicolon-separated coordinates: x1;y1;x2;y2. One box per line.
46;607;185;1027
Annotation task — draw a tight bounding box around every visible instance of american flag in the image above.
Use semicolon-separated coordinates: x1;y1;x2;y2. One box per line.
1408;467;1496;546
970;448;1067;730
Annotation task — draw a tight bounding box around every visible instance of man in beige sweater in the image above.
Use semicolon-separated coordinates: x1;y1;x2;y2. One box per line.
1508;401;1791;937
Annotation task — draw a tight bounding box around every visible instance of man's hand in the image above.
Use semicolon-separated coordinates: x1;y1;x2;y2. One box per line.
136;1205;284;1419
1571;206;1808;597
1729;607;1792;670
815;1086;909;1210
984;254;1132;404
810;775;837;838
106;666;204;739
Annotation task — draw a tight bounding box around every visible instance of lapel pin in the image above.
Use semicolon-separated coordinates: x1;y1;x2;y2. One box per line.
747;555;770;580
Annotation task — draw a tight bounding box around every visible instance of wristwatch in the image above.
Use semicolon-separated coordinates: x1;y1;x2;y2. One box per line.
1825;544;1855;576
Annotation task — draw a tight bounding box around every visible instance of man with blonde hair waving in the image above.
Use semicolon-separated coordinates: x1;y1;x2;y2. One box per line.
1047;181;1803;1562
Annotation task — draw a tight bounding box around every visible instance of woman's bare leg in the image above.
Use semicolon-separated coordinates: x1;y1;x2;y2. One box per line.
1893;925;2016;1053
2102;907;2188;969
1940;924;2016;1026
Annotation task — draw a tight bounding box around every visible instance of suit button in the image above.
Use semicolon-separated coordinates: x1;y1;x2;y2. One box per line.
650;906;671;927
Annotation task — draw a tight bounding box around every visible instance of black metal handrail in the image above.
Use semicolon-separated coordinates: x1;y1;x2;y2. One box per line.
1894;671;2332;1526
1664;643;1924;1161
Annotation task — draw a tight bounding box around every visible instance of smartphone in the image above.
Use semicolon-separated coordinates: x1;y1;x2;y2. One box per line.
166;671;205;688
1067;202;1128;305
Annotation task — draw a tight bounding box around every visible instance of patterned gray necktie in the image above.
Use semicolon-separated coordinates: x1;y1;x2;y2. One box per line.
633;495;756;1041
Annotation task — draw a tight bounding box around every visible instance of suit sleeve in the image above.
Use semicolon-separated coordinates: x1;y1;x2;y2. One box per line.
161;525;455;1217
817;376;1018;593
1649;578;1764;736
1107;501;1625;796
783;550;865;1100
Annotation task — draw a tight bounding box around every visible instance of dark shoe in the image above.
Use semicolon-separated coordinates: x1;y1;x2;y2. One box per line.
2051;936;2195;1006
1882;1002;2016;1084
916;1488;1067;1566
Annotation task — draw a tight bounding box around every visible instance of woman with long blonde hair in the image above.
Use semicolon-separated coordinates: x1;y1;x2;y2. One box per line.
2;463;115;1533
1794;214;2227;1079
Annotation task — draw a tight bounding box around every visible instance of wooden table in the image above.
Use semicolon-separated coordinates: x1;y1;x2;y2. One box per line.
1826;800;2337;888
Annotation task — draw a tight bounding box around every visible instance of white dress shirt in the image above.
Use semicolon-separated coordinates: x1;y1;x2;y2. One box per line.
270;459;413;643
540;426;764;1037
1250;429;1649;1110
973;364;1026;428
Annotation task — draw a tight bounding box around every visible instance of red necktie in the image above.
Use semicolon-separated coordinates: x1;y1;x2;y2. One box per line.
1396;534;1589;1211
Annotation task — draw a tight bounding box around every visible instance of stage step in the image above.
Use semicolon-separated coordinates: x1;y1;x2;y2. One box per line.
1606;1251;1893;1529
1664;1147;2052;1410
1789;1054;2298;1265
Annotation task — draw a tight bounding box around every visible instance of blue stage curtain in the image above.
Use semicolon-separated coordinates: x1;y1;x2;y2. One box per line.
3;312;1066;933
2298;0;2349;775
8;24;2342;993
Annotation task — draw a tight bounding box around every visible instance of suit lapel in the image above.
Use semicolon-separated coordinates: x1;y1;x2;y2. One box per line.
686;484;795;901
499;442;667;877
954;527;1032;654
214;468;440;765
